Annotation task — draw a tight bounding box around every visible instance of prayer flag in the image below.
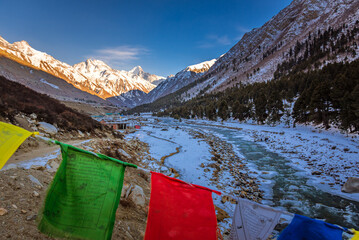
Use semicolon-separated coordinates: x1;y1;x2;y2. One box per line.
229;197;282;240
278;214;344;240
350;229;359;240
144;172;221;240
38;141;137;240
0;121;38;169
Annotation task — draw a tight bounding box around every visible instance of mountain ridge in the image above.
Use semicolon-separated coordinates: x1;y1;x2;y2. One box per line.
128;0;359;114
176;0;359;100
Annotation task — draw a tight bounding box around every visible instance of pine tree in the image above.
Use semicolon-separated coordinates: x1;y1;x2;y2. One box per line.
218;100;229;121
254;89;267;124
206;103;217;121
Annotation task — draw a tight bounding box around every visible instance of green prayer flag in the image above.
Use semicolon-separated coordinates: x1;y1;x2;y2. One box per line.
38;141;137;240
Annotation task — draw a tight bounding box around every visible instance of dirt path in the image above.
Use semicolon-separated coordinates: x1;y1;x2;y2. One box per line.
144;130;183;165
5;138;92;166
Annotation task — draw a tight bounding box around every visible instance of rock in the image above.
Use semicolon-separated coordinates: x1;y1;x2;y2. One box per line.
118;149;131;159
28;175;43;188
14;116;32;131
26;214;37;221
33;191;40;197
121;183;132;199
31;165;45;171
220;195;237;204
78;130;85;137
160;166;168;173
169;168;180;178
47;161;60;172
221;196;229;204
128;185;146;208
38;122;58;135
12;204;17;209
215;206;230;222
0;208;8;216
30;113;37;119
311;171;322;175
341;177;359;193
21;210;27;214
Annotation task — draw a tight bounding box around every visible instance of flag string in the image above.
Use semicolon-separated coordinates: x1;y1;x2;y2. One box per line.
24;133;359;234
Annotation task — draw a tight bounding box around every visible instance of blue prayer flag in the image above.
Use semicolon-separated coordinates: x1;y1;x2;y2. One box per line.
278;214;343;240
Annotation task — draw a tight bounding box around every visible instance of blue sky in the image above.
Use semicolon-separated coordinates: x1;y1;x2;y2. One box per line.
0;0;292;77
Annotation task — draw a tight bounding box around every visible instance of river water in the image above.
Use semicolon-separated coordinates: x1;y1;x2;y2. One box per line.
157;118;359;229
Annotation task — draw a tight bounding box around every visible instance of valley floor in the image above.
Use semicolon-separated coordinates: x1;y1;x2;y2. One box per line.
1;116;358;239
128;116;359;232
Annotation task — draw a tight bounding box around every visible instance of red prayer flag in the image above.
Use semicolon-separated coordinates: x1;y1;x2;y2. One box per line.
145;172;221;240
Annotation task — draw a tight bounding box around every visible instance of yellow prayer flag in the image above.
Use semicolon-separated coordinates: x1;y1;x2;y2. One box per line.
351;229;359;240
0;121;38;169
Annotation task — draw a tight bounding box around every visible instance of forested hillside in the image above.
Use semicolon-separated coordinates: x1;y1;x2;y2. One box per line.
156;59;359;133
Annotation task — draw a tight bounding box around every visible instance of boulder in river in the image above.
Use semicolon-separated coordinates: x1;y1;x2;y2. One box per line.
341;177;359;193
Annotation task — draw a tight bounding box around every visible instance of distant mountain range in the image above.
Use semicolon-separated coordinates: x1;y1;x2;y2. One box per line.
0;36;164;100
0;34;217;108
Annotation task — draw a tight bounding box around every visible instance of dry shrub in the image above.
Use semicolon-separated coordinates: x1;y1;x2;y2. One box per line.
0;75;102;133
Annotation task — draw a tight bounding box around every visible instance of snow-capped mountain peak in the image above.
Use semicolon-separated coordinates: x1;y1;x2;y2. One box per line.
12;40;31;50
85;58;109;67
74;59;112;74
129;66;144;75
0;36;163;99
186;59;217;73
0;36;8;44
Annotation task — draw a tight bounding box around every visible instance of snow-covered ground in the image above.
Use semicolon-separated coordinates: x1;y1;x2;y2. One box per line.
40;78;60;89
134;126;214;187
129;123;242;230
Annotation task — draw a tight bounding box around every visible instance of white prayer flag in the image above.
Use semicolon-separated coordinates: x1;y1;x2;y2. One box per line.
230;198;282;240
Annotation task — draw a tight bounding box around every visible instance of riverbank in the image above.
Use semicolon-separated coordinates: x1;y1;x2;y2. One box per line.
182;118;359;202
